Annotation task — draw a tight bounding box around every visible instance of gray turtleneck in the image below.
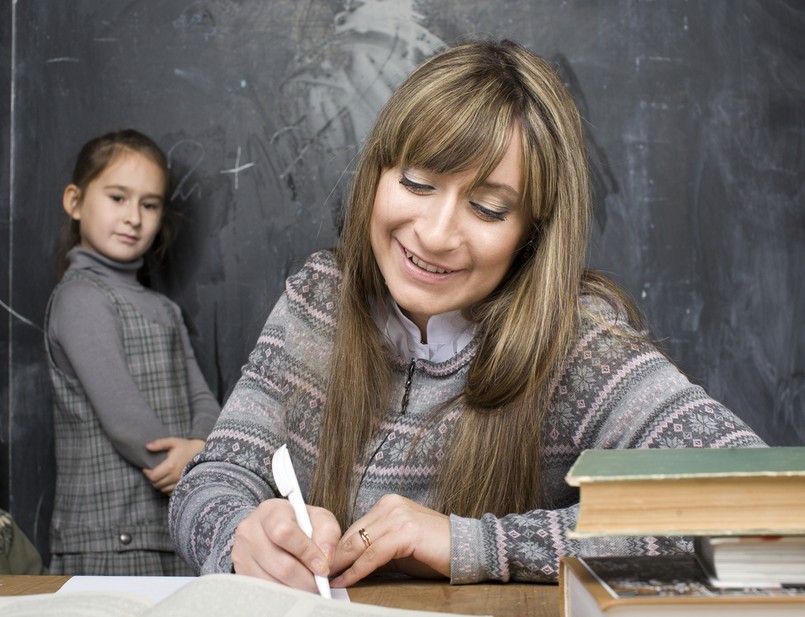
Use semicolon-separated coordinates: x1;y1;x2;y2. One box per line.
47;248;220;469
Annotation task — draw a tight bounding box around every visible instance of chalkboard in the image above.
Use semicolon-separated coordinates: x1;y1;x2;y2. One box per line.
2;0;803;562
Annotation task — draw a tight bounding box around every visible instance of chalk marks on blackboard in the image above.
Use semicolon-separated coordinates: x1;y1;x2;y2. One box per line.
285;0;445;161
275;0;445;221
220;146;255;191
167;139;257;199
168;139;205;201
172;2;218;40
173;67;218;96
0;298;42;331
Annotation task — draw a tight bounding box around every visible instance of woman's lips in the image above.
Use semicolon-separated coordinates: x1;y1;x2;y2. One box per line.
403;247;453;274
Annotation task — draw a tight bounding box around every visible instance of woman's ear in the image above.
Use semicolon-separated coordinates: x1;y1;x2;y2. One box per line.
62;184;82;220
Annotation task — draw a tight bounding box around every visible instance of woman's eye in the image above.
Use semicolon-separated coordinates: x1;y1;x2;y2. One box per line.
399;175;433;195
471;202;508;222
142;201;161;211
110;194;124;203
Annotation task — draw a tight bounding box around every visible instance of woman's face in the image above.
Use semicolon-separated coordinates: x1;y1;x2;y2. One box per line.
370;130;529;339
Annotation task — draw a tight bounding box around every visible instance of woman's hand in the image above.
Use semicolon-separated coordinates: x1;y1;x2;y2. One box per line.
231;498;342;593
329;494;450;587
143;437;205;494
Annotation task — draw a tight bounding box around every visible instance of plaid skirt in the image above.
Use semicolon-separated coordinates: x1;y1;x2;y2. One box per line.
49;550;195;576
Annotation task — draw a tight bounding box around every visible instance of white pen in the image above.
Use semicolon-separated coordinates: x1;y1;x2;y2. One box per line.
271;444;332;599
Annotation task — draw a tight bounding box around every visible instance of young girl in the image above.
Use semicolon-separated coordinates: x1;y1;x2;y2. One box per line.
170;41;765;588
46;129;221;575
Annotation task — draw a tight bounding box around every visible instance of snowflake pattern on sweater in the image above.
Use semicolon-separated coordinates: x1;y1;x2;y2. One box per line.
169;250;765;583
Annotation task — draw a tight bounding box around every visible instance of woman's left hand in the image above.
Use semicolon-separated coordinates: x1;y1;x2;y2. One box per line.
329;494;450;587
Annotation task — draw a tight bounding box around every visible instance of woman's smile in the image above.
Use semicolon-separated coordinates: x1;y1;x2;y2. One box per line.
402;243;456;276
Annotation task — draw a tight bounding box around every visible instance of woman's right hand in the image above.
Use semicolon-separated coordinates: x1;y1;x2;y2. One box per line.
231;498;341;592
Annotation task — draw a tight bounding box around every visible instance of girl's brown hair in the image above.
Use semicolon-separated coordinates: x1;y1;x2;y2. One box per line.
310;40;640;525
56;129;176;279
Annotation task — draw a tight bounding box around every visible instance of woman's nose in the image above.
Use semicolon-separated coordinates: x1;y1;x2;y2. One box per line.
417;194;462;252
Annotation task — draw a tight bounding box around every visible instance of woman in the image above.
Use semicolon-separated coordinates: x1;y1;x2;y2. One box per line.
169;39;764;588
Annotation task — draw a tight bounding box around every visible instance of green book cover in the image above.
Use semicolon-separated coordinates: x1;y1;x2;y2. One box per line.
565;447;805;485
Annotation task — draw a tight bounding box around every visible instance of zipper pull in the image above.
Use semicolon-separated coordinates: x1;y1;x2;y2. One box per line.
400;358;416;414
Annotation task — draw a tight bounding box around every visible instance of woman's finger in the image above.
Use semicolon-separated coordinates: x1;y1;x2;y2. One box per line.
232;499;338;593
308;506;342;565
264;508;332;581
330;525;397;587
330;494;450;587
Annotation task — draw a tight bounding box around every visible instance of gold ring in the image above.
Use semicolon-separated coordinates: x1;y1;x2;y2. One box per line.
358;528;371;548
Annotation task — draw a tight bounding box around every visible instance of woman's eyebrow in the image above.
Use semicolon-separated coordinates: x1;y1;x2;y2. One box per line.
480;180;520;201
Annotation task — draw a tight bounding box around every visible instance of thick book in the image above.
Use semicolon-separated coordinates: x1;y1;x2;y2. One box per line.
564;447;805;537
0;573;486;617
695;535;805;587
560;555;805;616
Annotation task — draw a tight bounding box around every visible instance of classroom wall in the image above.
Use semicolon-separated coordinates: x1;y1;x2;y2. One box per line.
2;0;803;561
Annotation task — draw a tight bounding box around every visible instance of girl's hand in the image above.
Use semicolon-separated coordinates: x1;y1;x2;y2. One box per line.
231;498;341;592
329;494;450;587
143;437;205;494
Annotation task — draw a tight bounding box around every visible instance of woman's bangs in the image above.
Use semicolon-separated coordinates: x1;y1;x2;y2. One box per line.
395;97;513;185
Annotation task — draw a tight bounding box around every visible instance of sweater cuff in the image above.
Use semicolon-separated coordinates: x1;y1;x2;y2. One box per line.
450;513;514;584
450;514;490;584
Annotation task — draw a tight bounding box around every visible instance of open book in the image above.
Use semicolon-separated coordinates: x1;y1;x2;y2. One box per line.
0;573;484;617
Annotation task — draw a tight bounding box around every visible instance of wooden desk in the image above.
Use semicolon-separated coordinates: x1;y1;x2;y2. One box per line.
0;575;559;616
352;578;558;616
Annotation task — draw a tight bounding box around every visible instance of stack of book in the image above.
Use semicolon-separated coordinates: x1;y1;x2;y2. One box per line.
695;535;805;588
559;446;805;616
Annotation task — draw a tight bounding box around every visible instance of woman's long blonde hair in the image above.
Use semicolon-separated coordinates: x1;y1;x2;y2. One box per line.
310;40;638;526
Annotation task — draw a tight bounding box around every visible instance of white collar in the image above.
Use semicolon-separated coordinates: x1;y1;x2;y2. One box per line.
370;294;478;363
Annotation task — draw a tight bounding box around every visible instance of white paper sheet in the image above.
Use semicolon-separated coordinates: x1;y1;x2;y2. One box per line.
57;576;195;603
56;575;349;603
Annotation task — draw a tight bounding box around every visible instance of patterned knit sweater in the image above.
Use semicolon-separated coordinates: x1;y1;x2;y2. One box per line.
169;250;765;584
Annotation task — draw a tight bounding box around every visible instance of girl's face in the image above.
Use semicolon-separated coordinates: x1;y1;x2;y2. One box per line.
63;151;166;263
369;130;529;339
